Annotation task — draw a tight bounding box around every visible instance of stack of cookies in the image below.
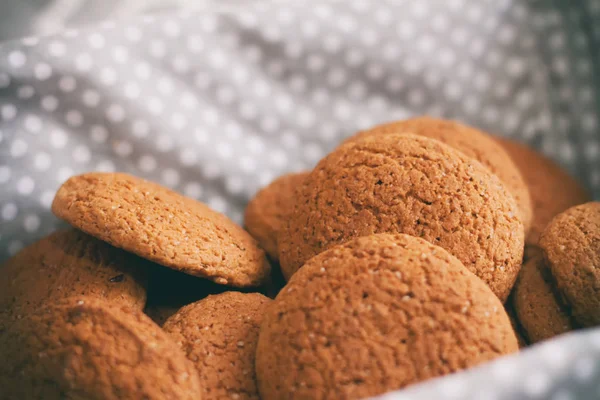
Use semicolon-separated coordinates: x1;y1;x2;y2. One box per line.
1;116;597;400
1;173;273;399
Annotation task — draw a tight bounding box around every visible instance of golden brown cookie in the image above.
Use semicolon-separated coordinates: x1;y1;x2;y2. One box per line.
0;229;148;314
52;172;270;287
495;136;590;246
346;117;532;233
511;254;574;343
539;202;600;327
257;234;518;400
163;292;271;400
245;172;308;261
0;296;202;400
279;133;524;301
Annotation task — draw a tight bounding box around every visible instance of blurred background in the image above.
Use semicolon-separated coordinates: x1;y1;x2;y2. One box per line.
0;0;256;42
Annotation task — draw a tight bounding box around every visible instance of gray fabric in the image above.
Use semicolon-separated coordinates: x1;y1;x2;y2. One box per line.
0;0;599;398
0;0;210;42
375;327;600;400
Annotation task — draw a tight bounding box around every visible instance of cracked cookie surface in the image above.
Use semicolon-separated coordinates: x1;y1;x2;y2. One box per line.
258;234;518;400
346;117;532;233
52;172;270;288
279;134;524;301
0;229;148;314
0;297;202;400
163;291;271;400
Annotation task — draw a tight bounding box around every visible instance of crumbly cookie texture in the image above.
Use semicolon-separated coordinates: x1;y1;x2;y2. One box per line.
279;133;524;301
540;202;600;327
346;116;532;233
0;297;202;400
52;172;270;288
257;234;518;400
0;229;148;314
512;254;574;344
495;137;591;246
245;172;308;261
163;292;271;400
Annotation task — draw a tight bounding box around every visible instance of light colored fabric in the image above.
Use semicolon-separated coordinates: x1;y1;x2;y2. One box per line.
0;0;251;41
0;1;599;398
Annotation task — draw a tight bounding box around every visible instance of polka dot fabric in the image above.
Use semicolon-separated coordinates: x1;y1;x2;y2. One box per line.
375;330;600;400
0;1;599;398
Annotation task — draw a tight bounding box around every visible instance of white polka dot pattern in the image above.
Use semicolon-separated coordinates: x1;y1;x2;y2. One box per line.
374;328;600;400
0;2;599;398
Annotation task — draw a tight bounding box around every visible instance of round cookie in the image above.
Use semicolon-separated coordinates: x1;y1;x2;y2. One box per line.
52;172;270;287
257;234;518;400
245;172;309;261
0;229;148;314
345;116;532;233
163;292;271;400
539;202;600;327
0;297;202;400
495;136;590;246
279;133;524;301
511;254;574;344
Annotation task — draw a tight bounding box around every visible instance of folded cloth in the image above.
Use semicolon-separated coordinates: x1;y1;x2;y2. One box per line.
0;2;599;398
